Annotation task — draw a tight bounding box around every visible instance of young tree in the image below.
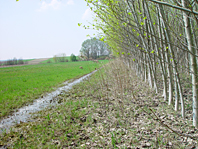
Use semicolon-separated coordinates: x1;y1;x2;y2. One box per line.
80;37;110;59
70;53;77;62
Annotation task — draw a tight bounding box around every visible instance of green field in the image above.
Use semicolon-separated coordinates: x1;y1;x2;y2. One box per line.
40;56;80;64
23;59;35;62
0;60;107;118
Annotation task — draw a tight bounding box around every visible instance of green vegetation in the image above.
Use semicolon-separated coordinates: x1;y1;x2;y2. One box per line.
70;53;77;62
1;60;197;148
80;37;110;60
23;59;35;62
0;59;34;66
0;60;108;118
40;56;80;64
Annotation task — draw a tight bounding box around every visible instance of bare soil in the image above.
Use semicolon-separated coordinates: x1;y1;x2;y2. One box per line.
0;58;50;68
27;58;49;65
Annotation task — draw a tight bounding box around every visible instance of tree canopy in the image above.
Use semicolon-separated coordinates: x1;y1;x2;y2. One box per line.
80;37;110;59
84;0;198;127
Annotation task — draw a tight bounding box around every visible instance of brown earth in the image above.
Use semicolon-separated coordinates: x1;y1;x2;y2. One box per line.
26;58;49;65
0;58;50;68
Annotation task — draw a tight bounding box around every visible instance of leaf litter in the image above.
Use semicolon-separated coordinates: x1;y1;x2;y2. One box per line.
0;59;198;148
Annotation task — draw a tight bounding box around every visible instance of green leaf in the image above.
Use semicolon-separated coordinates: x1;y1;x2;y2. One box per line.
122;52;125;55
100;37;105;41
128;12;132;15
133;59;135;61
170;59;173;61
117;52;120;55
151;50;155;53
78;23;82;27
143;16;147;20
127;53;130;55
123;23;127;26
180;34;182;36
136;44;139;47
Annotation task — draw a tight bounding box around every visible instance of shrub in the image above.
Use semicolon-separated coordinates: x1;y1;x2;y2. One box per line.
70;53;77;62
18;59;24;64
47;59;52;63
53;53;67;62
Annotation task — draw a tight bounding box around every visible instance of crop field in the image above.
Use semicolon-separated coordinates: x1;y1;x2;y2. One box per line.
0;60;108;118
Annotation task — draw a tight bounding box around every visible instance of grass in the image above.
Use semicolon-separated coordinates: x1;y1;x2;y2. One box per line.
40;56;80;63
0;67;104;148
1;59;197;148
23;59;35;62
0;60;108;118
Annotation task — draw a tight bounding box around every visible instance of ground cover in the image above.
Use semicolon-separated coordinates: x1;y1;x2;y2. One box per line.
0;60;107;118
23;59;35;62
1;59;197;148
40;56;80;64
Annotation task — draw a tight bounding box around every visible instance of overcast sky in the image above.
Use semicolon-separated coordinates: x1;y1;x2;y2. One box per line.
0;0;96;60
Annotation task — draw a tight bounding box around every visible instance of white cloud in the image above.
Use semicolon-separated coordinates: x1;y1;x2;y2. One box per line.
82;8;92;20
37;0;61;11
67;0;74;5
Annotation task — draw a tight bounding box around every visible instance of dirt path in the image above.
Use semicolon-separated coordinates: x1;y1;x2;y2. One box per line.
0;58;50;68
27;58;49;65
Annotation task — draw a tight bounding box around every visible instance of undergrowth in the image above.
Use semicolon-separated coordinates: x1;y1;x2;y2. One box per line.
0;59;197;148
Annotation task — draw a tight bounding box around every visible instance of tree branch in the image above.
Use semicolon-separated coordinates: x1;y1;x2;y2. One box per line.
148;0;198;15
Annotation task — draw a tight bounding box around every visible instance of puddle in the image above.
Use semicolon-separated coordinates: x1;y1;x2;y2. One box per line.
0;70;96;134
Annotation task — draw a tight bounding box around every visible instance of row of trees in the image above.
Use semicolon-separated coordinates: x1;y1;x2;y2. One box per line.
53;53;68;62
52;53;78;63
1;58;25;66
80;37;110;59
85;0;198;127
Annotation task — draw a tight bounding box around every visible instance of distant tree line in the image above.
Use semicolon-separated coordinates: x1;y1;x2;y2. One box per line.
52;53;78;63
53;53;68;63
0;58;25;66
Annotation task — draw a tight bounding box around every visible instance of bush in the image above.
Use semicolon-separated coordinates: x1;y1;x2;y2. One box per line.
53;53;67;62
70;53;77;62
47;59;52;63
18;59;24;64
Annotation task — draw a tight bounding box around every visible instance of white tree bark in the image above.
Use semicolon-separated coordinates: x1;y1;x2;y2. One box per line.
182;0;198;127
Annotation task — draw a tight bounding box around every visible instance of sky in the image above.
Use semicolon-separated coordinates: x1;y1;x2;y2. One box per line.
0;0;97;60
